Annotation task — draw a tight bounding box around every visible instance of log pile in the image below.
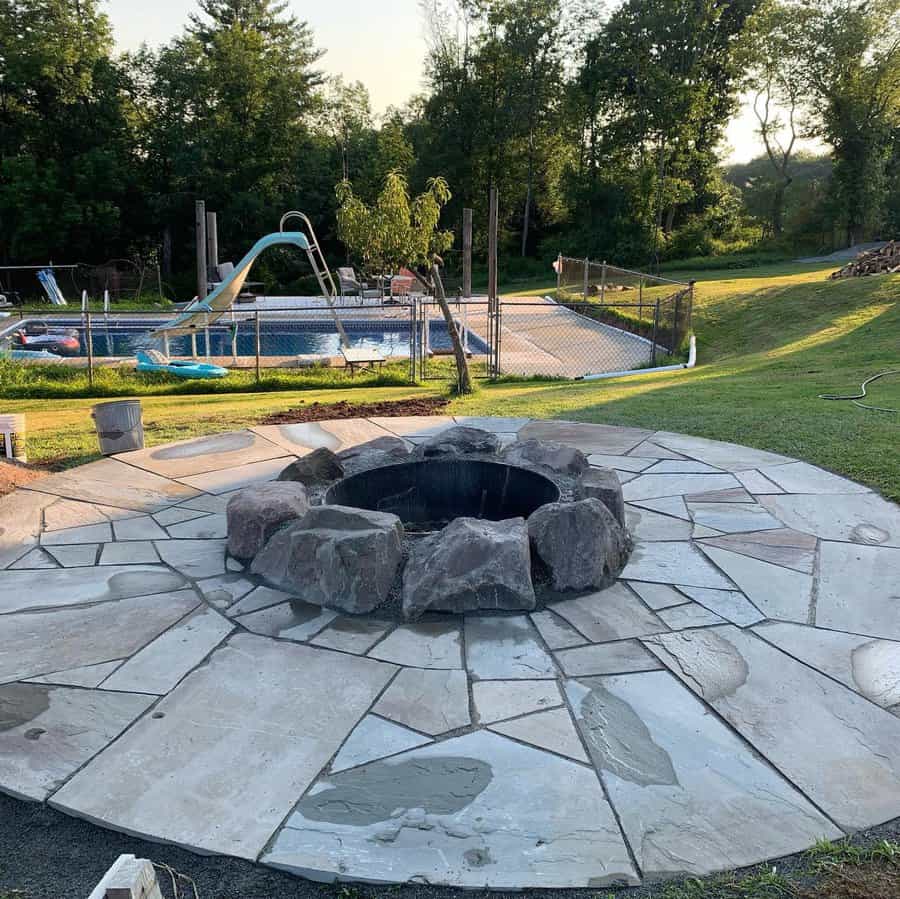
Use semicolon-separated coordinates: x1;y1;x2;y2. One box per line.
830;241;900;278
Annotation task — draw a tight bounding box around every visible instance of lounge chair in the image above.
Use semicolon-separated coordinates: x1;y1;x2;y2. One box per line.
337;267;382;299
37;269;67;305
209;262;262;302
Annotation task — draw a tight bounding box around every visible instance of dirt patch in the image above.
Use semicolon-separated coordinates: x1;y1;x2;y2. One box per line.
798;860;900;899
0;461;49;498
258;396;450;425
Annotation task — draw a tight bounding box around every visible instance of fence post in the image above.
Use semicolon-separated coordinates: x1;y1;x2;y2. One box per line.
650;298;661;366
195;199;207;302
556;252;562;302
600;261;607;306
254;310;261;384
409;299;416;383
638;278;644;322
582;257;589;301
462;208;473;299
85;311;94;388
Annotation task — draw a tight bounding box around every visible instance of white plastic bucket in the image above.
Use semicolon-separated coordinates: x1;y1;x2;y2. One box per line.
0;413;27;463
91;400;144;455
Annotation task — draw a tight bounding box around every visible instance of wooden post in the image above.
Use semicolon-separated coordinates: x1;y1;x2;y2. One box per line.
600;261;607;306
556;252;562;301
85;311;94;388
254;310;261;383
195;200;207;302
87;854;162;899
583;257;589;301
462;208;473;299
206;211;218;279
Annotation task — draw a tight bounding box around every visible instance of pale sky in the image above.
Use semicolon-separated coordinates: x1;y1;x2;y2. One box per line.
104;0;818;164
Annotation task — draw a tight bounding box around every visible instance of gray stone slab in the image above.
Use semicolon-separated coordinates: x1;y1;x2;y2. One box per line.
253;418;400;454
0;589;200;684
176;493;234;514
687;502;783;534
9;548;58;569
658;603;726;629
43;498;140;531
235;601;336;642
627;440;689;461
41;522;112;546
226;585;294;616
27;458;200;512
112;516;169;541
177;457;293;494
153;507;208;527
645;460;724;474
555;640;662;676
529;610;587;649
0;684;154;801
0;565;188;615
473;680;562;723
623;474;741;503
99;542;160;566
45;544;99;568
465;616;556;680
759;461;870;495
759;493;900;547
684;487;754;503
753;622;900;713
263;730;638;887
490;707;588;763
566;671;841;878
518;420;651;455
102;607;235;695
675;586;765;627
692;524;722;538
331;715;431;773
623;542;735;590
626;505;693;542
699;545;812;622
0;491;55;568
311;618;391;655
453;416;531;433
734;470;785;495
651;433;792;472
25;660;123;688
645;626;900;831
367;415;456;438
154;539;226;579
816;542;900;640
166;513;228;540
194;574;256;609
628;495;691;520
51;634;396;859
367;620;463;668
626;581;689;610
375;668;470;735
698;529;817;574
117;430;286;479
553;584;668;643
587;454;654;473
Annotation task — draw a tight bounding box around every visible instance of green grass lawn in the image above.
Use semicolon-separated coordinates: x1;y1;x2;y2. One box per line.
3;263;898;501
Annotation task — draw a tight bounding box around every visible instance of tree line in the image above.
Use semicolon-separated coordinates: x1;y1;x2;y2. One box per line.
0;0;898;291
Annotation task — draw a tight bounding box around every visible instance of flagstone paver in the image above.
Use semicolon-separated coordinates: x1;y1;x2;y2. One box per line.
2;417;899;888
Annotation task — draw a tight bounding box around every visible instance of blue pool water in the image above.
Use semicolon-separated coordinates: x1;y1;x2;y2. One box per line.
13;318;487;359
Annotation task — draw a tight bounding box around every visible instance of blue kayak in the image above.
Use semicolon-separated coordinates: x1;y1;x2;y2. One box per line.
135;350;228;379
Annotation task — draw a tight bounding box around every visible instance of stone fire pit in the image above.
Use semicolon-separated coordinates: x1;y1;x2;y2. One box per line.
226;426;631;619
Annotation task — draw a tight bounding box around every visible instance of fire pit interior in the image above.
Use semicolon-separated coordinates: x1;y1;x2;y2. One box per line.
325;459;561;529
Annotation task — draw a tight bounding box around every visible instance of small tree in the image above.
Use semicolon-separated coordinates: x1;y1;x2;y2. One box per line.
336;172;473;394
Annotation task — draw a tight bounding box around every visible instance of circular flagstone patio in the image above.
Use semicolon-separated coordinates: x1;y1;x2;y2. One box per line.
1;416;899;888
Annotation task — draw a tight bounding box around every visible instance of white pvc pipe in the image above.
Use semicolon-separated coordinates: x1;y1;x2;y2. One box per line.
582;335;696;381
103;289;110;314
81;290;88;313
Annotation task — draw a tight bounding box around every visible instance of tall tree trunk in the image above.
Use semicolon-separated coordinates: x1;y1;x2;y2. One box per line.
521;183;532;257
432;262;472;395
771;177;789;237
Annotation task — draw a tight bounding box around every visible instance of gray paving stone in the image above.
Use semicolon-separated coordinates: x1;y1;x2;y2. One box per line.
465;616;556;680
176;493;234;514
25;660;122;688
0;684;154;801
816;542;900;640
473;680;562;723
311;618;391;655
0;565;188;615
99;541;160;566
369;415;456;437
651;433;792;472
178;457;293;494
646;626;900;831
553;584;668;643
0;589;200;684
692;524;722;538
587;453;654;473
530;610;587;649
759;493;900;547
253;419;401;454
626;580;689;610
622;541;734;589
375;668;470;734
102;607;235;694
759;461;870;495
674;586;765;627
226;585;294;616
734;470;785;495
658;603;726;629
112;516;169;541
153;507;208;527
627;440;689;460
166;513;228;540
623;474;741;503
43;498;139;531
0;490;54;568
687;502;783;534
753;622;900;713
453;416;531;433
684;487;754;503
367;620;463;668
41;522;112;546
235;600;336;642
645;460;724;474
45;544;99;568
555;640;662;676
699;545;812;622
194;574;256;609
697;528;817;574
330;715;431;773
154;539;226;579
518;420;651;455
51;634;397;859
263;730;638;887
9;548;58;569
627;495;690;520
566;671;841;878
626;505;693;541
490;707;588;763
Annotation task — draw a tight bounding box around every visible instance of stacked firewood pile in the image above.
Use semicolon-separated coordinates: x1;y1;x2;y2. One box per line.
830;241;900;278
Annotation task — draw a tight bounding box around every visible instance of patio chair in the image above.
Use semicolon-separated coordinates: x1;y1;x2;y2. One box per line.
337;267;382;299
341;346;386;376
209;262;262;302
37;269;67;306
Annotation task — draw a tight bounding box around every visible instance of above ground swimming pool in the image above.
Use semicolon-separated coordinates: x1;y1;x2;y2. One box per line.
4;317;488;359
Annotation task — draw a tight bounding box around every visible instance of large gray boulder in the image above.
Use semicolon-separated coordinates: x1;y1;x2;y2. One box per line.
415;426;500;458
501;438;589;476
251;505;403;614
337;436;410;472
226;483;310;559
277;447;344;486
575;467;625;527
402;517;535;619
528;498;629;592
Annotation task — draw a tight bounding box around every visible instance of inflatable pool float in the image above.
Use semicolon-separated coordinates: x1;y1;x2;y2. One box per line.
135;349;228;379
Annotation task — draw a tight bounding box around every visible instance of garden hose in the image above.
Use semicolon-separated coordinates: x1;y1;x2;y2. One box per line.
818;370;900;413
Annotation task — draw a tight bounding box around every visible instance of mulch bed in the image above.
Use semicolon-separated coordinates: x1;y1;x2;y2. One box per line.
258;396;450;425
